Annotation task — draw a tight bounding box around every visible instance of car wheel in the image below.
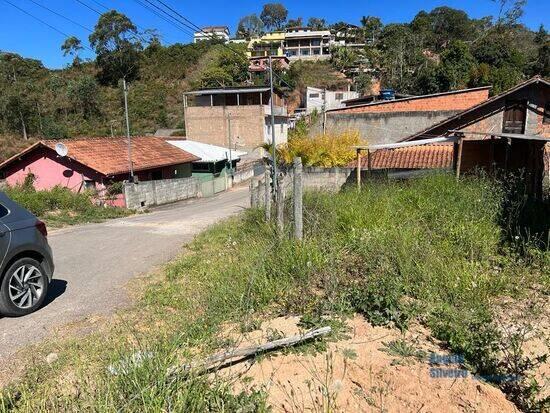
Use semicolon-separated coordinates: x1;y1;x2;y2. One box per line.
0;258;49;317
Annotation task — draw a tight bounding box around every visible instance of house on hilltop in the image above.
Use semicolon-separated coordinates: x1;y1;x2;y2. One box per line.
193;26;230;43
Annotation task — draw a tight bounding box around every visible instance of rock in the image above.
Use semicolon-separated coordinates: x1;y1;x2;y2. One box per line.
46;353;59;364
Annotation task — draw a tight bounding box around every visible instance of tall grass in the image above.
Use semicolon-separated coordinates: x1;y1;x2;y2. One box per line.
1;173;548;412
2;185;131;227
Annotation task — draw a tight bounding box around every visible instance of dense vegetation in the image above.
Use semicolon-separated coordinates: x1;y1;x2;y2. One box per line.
1;174;548;411
0;1;548;159
3;184;131;227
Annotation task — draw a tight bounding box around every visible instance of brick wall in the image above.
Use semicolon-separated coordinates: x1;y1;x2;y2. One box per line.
123;177;199;209
332;88;490;115
184;105;266;149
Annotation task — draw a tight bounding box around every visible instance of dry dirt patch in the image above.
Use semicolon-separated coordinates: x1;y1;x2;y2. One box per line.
222;316;519;413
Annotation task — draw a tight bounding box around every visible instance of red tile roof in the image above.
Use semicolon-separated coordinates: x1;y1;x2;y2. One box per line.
0;137;200;176
350;144;454;170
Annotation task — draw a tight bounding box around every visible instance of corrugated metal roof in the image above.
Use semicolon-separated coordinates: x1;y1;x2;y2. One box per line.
166;140;247;163
184;87;270;95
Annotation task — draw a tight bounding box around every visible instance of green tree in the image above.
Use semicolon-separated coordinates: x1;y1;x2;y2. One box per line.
236;14;264;39
307;17;327;30
437;40;476;90
361;16;383;43
378;24;425;93
61;36;84;66
67;75;100;119
260;3;288;31
88;10;143;86
428;7;475;50
286;17;303;28
331;46;359;72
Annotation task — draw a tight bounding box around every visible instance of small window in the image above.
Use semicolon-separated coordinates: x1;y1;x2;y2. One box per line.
151;170;163;180
83;180;96;189
544;102;550;124
0;203;8;218
309;93;320;98
335;93;344;100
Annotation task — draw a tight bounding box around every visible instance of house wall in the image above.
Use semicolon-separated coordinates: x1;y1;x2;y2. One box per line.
185;105;287;150
413;83;550;139
320;88;490;144
2;148;102;191
306;87;359;113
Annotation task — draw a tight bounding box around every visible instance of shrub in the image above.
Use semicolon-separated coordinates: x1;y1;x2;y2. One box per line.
277;130;361;167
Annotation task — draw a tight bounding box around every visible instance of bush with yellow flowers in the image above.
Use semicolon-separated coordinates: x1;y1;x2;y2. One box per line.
276;130;362;167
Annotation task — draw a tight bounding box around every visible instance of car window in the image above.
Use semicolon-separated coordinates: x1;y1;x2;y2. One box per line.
0;203;8;219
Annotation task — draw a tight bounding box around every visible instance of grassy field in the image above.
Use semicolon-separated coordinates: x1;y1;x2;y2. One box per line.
2;185;132;228
0;173;548;412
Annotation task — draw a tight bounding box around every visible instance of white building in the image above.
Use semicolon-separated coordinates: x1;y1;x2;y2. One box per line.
193;26;230;43
284;28;332;60
304;87;360;114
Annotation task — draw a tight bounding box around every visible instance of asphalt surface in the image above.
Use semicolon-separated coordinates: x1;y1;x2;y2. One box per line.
0;186;249;362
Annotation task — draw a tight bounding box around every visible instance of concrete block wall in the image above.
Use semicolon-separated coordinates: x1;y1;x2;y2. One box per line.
320;111;459;144
123;177;199;209
313;88;491;144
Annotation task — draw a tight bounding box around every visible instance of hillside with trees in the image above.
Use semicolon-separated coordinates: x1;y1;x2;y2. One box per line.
0;1;548;160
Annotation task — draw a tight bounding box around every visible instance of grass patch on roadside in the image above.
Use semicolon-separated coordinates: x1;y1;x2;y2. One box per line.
3;185;132;228
1;173;548;412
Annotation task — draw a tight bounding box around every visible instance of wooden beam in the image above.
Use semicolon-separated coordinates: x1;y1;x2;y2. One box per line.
356;149;362;191
455;137;464;179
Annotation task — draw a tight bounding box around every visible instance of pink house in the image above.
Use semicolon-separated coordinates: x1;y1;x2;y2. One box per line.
0;137;200;207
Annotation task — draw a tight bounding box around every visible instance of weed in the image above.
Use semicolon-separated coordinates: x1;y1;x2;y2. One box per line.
381;339;426;364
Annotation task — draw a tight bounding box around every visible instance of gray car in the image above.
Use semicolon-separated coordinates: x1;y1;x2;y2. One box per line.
0;192;54;317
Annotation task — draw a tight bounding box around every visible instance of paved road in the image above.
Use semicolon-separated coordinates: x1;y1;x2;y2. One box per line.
0;187;249;361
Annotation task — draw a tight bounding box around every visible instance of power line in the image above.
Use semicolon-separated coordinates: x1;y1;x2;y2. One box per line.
25;0;93;32
73;0;102;15
133;0;194;38
1;0;94;52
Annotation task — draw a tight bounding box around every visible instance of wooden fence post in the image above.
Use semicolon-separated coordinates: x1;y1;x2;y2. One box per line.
276;174;284;235
264;166;271;221
293;157;303;240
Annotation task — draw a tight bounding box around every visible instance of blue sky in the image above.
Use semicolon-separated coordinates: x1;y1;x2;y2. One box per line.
0;0;548;68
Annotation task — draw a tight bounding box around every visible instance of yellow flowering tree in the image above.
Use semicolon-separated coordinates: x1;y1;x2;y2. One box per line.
276;130;362;167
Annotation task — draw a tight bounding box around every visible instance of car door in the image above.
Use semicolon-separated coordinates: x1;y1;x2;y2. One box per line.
0;201;11;270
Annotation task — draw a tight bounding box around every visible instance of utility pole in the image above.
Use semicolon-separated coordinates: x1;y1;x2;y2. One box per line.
227;113;233;177
268;55;277;194
123;77;134;180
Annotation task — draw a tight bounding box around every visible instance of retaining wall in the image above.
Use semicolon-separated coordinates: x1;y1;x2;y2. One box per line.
123;177;199;209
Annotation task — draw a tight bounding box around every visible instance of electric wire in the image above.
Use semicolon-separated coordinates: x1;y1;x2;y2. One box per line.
1;0;94;52
25;0;93;32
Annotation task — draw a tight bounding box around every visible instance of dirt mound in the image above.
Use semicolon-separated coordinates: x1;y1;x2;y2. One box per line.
223;316;519;412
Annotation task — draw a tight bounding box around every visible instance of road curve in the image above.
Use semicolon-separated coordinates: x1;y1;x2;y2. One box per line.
0;187;249;362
